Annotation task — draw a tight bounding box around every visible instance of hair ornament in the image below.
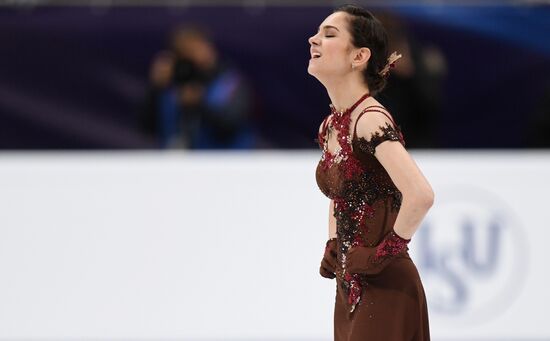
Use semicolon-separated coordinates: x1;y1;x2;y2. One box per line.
379;51;402;77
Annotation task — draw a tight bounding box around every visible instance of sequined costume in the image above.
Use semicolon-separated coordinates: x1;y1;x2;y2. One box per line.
315;102;430;340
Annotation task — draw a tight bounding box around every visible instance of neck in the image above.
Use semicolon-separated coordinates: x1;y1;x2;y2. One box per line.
324;76;371;112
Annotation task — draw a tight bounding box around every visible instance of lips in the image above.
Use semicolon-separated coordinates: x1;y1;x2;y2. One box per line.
310;49;322;59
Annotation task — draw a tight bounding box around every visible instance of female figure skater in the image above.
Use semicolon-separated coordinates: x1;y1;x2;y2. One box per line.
309;5;434;340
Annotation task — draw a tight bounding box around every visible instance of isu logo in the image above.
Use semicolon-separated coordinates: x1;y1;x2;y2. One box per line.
412;185;528;325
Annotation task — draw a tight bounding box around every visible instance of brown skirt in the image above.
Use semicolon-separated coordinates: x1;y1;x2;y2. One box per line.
333;254;430;341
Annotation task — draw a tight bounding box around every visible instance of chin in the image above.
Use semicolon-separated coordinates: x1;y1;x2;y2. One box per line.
308;67;328;86
307;64;321;78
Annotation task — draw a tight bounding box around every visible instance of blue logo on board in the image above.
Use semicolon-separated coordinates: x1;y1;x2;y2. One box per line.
411;185;528;325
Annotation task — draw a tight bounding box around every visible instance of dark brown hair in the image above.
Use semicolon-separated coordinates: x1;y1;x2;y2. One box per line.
333;4;389;96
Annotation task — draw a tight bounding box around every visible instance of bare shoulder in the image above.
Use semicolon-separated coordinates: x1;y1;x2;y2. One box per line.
354;107;398;143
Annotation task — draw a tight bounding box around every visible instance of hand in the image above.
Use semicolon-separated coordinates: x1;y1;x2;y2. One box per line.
345;229;410;275
344;245;379;274
320;238;338;279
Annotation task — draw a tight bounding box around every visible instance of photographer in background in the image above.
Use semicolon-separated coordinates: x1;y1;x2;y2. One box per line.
140;25;256;149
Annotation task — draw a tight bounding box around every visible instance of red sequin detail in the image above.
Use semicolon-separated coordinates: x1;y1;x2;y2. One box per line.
315;94;407;314
318;92;371;173
375;230;411;259
319;93;374;312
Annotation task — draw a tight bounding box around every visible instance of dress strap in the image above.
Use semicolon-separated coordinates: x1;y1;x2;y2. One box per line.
353;105;398;140
321;114;331;133
316;114;332;147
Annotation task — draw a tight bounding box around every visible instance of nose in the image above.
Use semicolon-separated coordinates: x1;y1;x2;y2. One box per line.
308;33;320;46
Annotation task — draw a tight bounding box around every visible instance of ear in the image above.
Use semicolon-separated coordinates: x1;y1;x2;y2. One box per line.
352;47;371;70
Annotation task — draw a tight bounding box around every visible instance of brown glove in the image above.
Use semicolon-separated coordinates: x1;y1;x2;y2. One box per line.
344;229;410;275
319;238;338;279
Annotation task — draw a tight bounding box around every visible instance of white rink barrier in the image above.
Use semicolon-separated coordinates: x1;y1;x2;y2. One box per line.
0;150;548;340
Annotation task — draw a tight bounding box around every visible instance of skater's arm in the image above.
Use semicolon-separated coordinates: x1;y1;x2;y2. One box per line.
329;199;337;239
319;118;337;240
355;112;434;240
321;200;338;279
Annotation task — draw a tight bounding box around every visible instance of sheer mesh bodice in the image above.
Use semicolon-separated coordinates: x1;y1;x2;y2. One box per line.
315;103;430;341
315;104;407;312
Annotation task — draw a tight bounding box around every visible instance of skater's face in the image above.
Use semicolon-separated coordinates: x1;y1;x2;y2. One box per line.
307;12;365;82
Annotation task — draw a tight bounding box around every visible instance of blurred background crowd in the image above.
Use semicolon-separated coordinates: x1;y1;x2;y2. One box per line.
0;0;548;150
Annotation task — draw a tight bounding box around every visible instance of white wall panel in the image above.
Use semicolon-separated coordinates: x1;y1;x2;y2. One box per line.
0;151;548;340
